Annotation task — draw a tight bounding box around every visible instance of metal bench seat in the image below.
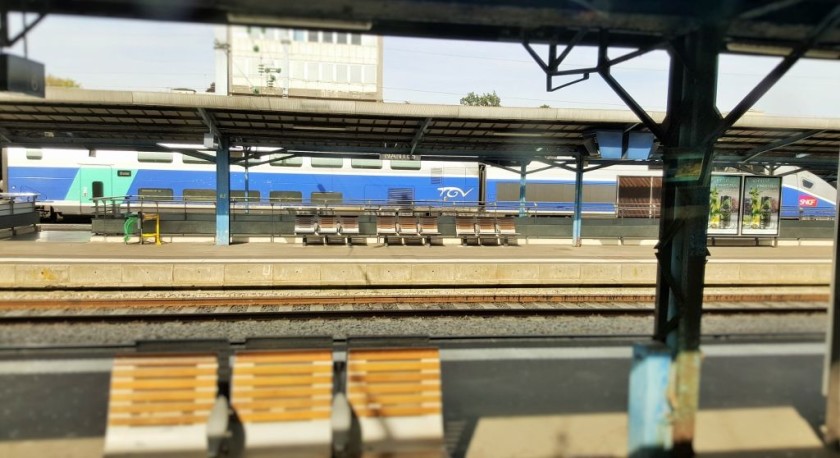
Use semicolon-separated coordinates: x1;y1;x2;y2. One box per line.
455;216;478;245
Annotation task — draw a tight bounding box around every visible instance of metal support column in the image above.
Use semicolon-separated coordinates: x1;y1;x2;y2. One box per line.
215;137;231;246
478;163;487;208
572;155;584;247
0;147;7;193
652;26;723;456
824;154;840;446
518;163;527;217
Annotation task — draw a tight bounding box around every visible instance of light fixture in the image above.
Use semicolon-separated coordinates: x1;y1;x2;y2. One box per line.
492;132;545;138
227;14;372;31
291;125;347;132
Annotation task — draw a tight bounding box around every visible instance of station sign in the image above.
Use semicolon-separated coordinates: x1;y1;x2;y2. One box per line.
379;153;416;161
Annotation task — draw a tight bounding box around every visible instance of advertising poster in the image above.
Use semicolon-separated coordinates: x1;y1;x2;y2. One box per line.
741;176;782;236
708;175;741;235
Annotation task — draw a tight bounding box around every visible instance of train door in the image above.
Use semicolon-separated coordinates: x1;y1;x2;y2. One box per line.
78;166;113;214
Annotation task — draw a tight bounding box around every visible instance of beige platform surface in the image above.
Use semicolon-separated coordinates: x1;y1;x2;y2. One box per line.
0;241;831;289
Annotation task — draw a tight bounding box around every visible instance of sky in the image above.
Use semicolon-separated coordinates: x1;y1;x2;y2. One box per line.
4;15;840;118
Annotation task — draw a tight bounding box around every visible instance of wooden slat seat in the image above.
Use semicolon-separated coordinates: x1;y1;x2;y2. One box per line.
476;217;500;245
339;216;360;235
397;216;419;236
317;216;339;235
496;217;520;245
347;348;445;457
231;349;334;457
455;216;478;245
376;216;398;245
294;216;318;235
104;354;220;458
419;217;442;245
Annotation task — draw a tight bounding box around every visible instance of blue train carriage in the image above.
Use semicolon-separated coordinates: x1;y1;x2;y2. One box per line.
5;147;481;218
6;147;835;219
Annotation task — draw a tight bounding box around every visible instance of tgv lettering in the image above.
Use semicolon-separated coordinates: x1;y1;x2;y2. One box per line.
438;187;473;199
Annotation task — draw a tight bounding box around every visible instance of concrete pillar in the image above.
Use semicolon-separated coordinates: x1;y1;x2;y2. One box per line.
216;137;230;245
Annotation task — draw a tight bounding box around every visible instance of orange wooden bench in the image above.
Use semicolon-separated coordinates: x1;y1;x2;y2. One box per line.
346;347;445;457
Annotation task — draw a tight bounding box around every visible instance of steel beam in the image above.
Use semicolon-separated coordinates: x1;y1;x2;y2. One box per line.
215;136;230;246
410;118;432;155
572;155;584;247
741;129;824;162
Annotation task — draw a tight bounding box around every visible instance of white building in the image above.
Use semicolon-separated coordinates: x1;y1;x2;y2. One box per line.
215;26;382;101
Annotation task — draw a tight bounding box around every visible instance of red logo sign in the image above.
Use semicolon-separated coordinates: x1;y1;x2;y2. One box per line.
799;196;818;207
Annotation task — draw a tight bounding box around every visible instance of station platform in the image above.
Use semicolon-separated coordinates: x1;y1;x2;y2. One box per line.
0;237;832;289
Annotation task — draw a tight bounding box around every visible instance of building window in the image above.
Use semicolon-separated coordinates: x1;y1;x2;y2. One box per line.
293;29;305;42
311;157;344;168
336;32;348;44
349;65;362;83
138;152;173;163
322;31;334;44
307;31;319;43
336;64;349;83
350;33;362;45
306;62;319;80
363;65;376;84
351;158;382;169
25;149;42;160
321;63;335;82
291;62;304;80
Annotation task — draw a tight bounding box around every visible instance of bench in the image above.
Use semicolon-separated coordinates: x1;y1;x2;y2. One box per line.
455;216;478;245
231;349;334;457
476;217;500;246
419;217;442;246
376;216;399;245
397;216;425;245
346;347;445;457
496;217;519;246
338;216;363;245
104;353;227;458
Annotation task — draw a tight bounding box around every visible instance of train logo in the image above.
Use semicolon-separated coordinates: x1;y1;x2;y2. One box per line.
799;196;818;207
437;186;473;199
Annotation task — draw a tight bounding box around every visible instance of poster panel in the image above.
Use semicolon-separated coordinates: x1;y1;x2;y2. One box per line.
741;176;782;236
708;175;742;235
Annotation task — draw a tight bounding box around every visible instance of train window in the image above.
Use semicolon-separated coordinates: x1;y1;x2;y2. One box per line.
391;160;421;170
311;192;343;205
802;179;814;189
270;156;303;167
183;154;212;164
269;191;303;204
311;157;344;168
231;190;261;202
183;189;215;202
351;158;382;169
138;152;174;163
25;149;42;160
91;181;104;199
138;188;174;201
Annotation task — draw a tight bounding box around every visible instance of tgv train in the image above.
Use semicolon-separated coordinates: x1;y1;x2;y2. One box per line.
4;147;836;219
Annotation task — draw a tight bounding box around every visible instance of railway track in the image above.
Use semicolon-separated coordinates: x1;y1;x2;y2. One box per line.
0;287;828;323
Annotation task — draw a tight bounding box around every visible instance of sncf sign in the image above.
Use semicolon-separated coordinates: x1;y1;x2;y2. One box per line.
799;195;818;207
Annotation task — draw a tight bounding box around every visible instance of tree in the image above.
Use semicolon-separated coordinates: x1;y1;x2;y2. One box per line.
460;91;501;107
46;75;81;88
539;104;551;108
